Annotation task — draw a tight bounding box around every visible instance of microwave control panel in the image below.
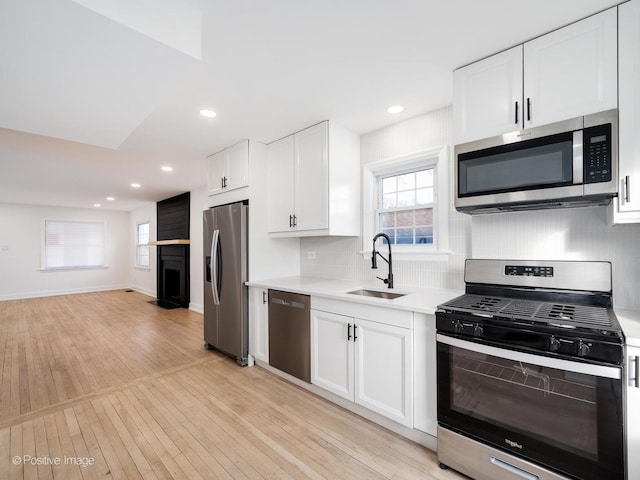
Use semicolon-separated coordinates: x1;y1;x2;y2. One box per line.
584;123;612;184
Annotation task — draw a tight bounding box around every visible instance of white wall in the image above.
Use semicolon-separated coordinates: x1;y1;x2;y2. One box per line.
129;202;156;297
190;186;207;313
300;106;472;290
0;203;129;300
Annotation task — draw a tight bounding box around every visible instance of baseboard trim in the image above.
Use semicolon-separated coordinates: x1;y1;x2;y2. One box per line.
189;302;204;314
128;285;156;298
0;285;130;302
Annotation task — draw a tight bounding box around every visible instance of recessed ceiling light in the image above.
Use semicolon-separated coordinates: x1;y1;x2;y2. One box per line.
130;183;141;188
106;197;115;201
199;109;217;118
93;203;102;208
387;105;404;114
161;166;173;172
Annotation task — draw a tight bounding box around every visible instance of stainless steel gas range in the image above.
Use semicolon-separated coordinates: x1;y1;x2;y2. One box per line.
436;259;625;480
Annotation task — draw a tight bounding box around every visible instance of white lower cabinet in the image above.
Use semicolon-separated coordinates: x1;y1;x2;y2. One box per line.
627;346;640;479
311;303;413;428
249;287;269;363
311;310;353;399
412;313;437;436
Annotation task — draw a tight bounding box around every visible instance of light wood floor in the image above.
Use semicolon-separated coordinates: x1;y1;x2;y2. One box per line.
0;290;464;479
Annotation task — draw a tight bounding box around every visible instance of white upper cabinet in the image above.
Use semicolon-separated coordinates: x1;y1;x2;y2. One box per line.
613;0;640;223
295;123;329;232
453;46;523;144
267;121;360;237
453;7;617;145
207;140;249;195
523;7;617;129
266;135;296;232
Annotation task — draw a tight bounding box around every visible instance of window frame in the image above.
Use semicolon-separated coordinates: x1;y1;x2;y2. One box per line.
135;221;150;269
41;219;107;271
362;146;451;260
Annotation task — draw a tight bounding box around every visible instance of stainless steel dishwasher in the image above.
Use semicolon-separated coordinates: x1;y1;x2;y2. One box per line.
268;289;310;383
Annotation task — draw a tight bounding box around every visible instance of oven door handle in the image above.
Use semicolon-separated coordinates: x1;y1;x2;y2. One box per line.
436;334;621;380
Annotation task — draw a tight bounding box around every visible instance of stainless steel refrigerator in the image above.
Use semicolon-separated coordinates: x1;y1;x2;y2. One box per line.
203;201;248;366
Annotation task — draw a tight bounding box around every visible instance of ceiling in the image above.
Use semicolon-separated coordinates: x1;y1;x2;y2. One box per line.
0;0;622;211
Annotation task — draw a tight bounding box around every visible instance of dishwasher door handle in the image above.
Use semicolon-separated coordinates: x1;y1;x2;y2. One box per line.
271;297;306;309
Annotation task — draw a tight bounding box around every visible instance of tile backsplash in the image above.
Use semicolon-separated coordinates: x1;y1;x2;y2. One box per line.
300;236;468;291
472;206;640;309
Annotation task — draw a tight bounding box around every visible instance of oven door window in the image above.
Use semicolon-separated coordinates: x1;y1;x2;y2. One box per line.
458;132;574;197
437;339;623;480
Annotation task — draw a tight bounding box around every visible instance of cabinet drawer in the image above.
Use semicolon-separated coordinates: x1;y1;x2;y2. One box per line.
311;297;412;329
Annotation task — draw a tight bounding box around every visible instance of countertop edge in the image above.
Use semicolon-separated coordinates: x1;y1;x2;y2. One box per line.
248;276;640;344
246;276;463;316
615;308;640;348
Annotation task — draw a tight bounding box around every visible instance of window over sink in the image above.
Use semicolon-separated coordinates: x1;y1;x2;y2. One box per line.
378;167;434;245
362;146;450;259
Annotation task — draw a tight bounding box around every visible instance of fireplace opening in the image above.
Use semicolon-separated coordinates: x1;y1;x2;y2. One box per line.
163;267;181;304
156;246;189;309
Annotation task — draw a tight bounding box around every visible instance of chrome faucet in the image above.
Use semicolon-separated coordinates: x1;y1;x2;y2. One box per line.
371;233;393;289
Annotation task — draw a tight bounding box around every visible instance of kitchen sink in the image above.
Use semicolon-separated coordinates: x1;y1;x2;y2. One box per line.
347;289;407;300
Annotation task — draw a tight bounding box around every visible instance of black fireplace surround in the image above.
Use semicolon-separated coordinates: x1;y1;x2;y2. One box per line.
156;193;190;309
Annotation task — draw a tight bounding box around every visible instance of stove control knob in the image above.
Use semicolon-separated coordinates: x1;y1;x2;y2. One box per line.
474;324;484;337
454;321;463;334
549;336;561;352
577;340;591;357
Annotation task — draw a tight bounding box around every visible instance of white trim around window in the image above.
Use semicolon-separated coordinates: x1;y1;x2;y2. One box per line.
362;146;451;261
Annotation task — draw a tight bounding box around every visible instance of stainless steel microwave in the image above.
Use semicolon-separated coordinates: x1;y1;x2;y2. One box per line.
455;110;618;214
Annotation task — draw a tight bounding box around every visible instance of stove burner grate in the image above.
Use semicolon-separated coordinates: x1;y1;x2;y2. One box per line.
442;294;616;329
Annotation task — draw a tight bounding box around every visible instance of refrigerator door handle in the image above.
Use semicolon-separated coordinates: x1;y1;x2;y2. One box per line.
211;229;221;305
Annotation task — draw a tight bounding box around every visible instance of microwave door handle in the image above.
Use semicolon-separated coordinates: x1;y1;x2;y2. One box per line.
573;130;583;185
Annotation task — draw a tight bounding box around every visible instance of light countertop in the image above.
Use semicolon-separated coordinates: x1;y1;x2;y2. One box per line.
615;308;640;347
246;276;463;316
247;275;640;345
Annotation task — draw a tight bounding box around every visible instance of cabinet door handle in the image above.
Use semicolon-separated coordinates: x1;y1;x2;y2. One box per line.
634;355;640;388
221;177;224;188
262;291;267;304
293;215;297;227
347;324;352;341
625;176;631;204
353;324;358;341
289;215;293;228
526;97;531;122
514;101;519;125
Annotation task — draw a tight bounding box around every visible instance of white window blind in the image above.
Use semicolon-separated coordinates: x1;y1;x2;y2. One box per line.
43;220;106;270
136;222;150;268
